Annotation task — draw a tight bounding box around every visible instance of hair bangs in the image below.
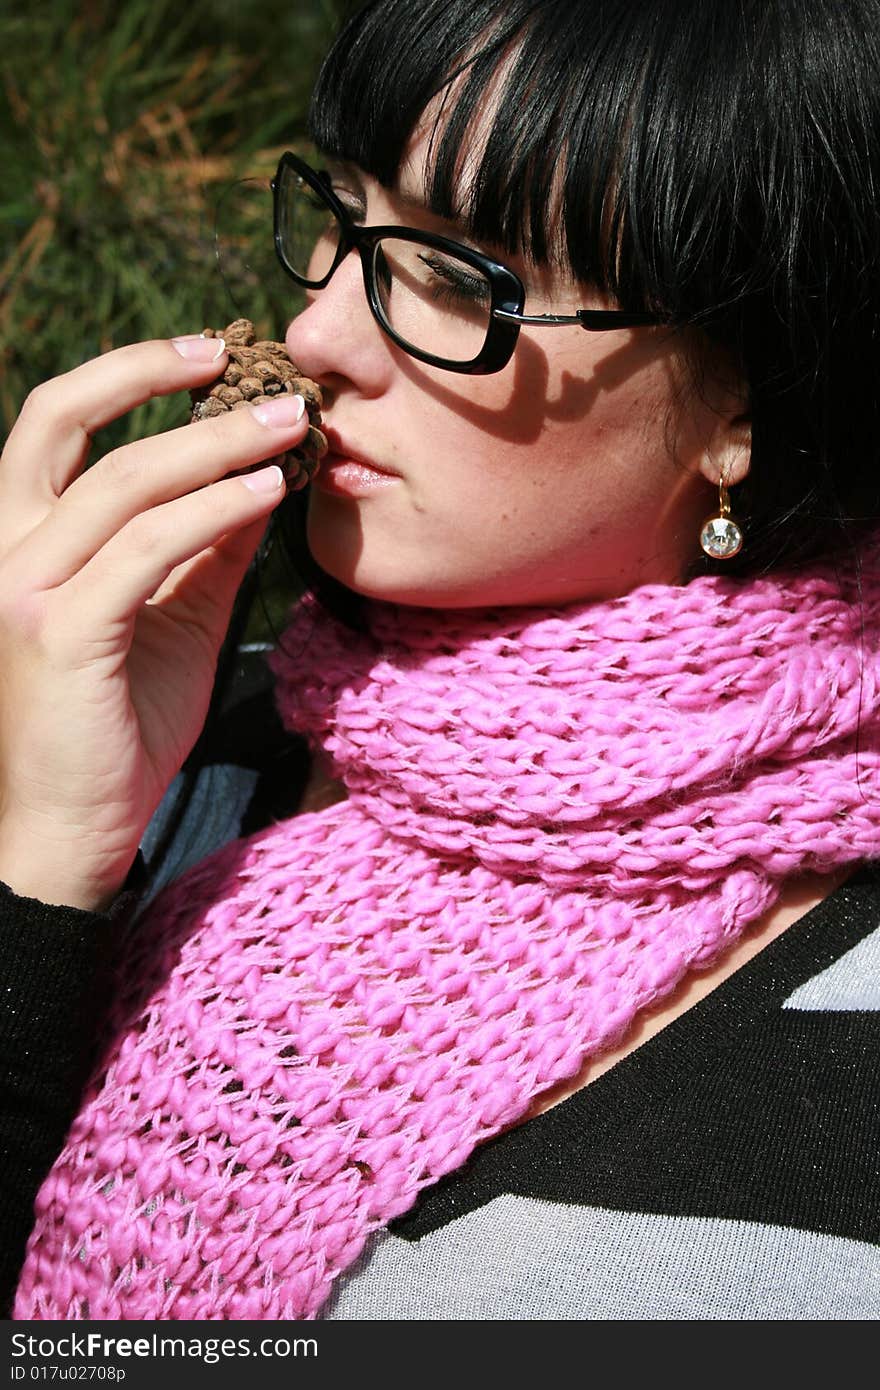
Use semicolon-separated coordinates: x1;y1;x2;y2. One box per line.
306;2;880;578
307;0;713;315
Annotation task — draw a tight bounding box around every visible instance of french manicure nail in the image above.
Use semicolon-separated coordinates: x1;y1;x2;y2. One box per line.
171;335;226;362
241;464;285;493
249;394;306;429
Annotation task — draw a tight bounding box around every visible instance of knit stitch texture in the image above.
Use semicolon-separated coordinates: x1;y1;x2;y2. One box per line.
15;540;880;1318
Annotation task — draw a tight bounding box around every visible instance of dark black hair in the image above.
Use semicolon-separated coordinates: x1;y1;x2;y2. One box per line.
154;0;880;885
298;0;880;577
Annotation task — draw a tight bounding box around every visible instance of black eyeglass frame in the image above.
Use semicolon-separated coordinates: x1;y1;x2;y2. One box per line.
271;152;664;376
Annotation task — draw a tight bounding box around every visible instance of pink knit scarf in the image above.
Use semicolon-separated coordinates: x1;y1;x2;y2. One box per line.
15;539;880;1319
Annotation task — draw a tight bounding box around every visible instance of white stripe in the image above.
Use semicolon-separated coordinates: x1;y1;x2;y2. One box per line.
783;926;880;1011
320;1195;879;1320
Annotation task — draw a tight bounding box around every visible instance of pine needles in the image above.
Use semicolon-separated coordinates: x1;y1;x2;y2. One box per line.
0;0;342;460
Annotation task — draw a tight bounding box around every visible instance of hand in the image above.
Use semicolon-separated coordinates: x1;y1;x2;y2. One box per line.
0;336;308;911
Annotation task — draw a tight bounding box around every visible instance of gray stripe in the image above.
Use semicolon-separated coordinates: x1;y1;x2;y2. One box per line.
784;926;880;1011
320;1195;879;1320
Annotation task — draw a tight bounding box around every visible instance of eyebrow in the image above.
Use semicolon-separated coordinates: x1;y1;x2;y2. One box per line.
324;154;431;213
315;152;582;287
389;180;435;212
317;150;507;263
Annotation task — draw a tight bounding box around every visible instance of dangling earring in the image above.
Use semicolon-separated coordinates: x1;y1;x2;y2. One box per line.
700;470;744;559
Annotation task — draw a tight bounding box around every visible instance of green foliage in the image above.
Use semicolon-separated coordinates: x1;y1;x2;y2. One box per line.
0;0;343;458
0;0;348;642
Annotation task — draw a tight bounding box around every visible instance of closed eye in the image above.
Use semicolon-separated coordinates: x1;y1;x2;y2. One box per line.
417;252;490;303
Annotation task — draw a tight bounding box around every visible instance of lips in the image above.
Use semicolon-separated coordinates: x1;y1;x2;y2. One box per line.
321;428;401;478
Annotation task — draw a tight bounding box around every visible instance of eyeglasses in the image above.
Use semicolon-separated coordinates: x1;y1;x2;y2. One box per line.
271;153;664;376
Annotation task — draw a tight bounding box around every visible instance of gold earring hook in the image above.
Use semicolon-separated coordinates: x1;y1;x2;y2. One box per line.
700;467;744;560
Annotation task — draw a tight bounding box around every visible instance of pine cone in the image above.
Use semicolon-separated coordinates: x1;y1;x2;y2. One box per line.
188;319;327;490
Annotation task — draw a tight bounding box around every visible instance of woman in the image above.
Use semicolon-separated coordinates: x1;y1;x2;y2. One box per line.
1;0;878;1319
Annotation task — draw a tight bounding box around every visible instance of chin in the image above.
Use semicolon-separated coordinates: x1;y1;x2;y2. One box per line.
318;562;451;608
304;498;528;609
307;545;482;608
306;524;417;605
305;504;440;606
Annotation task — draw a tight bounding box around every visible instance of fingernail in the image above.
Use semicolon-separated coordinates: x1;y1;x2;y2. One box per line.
249;394;306;429
171;335;226;362
241;464;285;493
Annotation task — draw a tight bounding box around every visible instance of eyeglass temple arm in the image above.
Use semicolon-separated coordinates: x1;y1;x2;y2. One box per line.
492;308;662;329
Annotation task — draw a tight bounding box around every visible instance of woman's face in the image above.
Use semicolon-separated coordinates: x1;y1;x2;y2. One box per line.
285;133;742;608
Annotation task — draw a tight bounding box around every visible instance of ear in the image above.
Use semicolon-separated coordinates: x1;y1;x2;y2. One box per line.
697;409;752;489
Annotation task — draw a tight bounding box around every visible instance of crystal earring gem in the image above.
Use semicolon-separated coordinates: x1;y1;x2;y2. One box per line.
700;473;744;559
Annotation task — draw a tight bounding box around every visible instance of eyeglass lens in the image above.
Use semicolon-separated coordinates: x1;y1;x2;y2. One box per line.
278;167;495;364
211;174;305;322
278;172;341;284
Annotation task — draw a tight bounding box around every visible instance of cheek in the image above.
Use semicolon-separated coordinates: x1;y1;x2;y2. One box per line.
410;348;677;518
308;337;700;606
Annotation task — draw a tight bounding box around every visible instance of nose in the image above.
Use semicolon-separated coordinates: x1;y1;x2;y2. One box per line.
285;248;393;398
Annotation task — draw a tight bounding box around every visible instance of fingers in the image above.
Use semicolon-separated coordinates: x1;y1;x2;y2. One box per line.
61;465;288;640
150;514;272;630
13;391;308;590
0;336;229;511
